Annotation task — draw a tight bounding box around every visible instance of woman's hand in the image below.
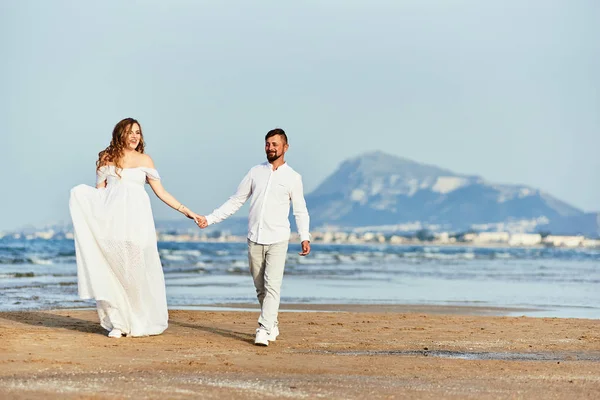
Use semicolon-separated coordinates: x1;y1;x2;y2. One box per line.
184;209;200;221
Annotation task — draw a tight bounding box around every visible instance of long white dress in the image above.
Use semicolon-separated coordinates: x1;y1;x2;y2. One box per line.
69;166;168;337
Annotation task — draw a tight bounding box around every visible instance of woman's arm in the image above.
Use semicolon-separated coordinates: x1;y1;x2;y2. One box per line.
148;178;198;220
143;155;199;220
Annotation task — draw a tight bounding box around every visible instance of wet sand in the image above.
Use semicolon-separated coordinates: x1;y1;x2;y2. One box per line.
1;306;599;399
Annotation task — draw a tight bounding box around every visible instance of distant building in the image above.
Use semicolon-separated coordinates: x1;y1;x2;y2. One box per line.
463;233;477;242
543;235;584;248
582;239;600;248
465;232;510;244
362;232;376;242
389;235;406;244
347;233;359;243
434;232;454;244
33;230;55;240
508;233;542;246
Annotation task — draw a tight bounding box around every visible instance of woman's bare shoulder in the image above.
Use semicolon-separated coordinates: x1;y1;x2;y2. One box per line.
139;153;155;168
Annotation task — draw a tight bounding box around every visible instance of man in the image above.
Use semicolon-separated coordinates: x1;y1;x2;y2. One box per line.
196;128;311;346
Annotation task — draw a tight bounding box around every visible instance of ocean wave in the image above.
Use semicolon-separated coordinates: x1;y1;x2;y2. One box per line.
162;254;187;261
226;266;247;275
175;249;202;256
30;257;53;265
0;272;35;278
14;272;35;278
2;240;600;267
163;266;208;274
160;249;202;257
0;258;31;264
493;252;512;259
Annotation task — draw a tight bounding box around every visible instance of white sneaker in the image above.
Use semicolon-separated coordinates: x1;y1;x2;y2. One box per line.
108;329;123;338
268;325;279;342
254;328;269;346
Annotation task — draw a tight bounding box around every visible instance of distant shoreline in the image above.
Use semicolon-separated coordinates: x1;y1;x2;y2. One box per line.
180;302;543;317
10;303;551;319
153;237;591;251
3;231;597;249
163;238;550;249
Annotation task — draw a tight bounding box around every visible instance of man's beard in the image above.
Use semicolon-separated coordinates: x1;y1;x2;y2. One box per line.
266;152;281;162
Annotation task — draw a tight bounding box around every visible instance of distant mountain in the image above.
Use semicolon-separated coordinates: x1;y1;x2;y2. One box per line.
304;151;598;236
31;152;595;237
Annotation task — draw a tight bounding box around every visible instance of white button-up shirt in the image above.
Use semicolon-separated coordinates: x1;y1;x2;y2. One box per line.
206;162;311;245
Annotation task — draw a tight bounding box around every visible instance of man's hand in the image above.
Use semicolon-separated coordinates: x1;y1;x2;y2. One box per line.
195;215;208;229
298;240;311;256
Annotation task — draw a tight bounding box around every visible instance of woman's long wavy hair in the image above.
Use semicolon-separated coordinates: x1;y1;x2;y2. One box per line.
96;118;145;176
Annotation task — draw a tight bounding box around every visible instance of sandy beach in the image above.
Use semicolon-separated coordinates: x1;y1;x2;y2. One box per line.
1;305;599;399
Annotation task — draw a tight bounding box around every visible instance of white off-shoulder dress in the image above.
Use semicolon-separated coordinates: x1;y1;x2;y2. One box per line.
69;166;168;337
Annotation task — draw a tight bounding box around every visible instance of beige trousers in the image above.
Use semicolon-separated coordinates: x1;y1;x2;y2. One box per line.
247;239;289;331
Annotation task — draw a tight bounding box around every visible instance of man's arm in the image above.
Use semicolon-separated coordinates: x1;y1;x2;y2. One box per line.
291;174;311;255
205;170;253;226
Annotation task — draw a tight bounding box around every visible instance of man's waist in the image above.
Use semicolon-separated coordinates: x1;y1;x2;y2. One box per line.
248;226;291;234
247;227;291;243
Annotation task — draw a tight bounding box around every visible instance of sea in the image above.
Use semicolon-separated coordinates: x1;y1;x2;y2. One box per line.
1;237;599;319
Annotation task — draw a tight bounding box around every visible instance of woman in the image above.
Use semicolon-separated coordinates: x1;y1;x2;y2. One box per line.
69;118;199;338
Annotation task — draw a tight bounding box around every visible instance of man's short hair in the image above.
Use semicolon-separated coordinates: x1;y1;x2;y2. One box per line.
265;128;288;144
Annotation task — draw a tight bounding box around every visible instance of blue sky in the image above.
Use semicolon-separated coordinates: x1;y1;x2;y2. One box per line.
1;0;598;231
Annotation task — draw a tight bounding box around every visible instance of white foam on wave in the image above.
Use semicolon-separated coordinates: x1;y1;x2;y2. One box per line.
402;252;421;258
295;257;331;265
334;254;354;263
423;253;454;260
171;249;202;257
30;257;53;265
352;255;372;263
312;253;332;260
231;260;247;268
494;252;512;259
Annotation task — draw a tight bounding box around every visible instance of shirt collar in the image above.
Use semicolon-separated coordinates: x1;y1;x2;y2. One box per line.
264;161;288;171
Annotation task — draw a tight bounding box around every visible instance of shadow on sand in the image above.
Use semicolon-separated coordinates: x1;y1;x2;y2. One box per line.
0;311;105;336
0;311;257;344
169;320;255;345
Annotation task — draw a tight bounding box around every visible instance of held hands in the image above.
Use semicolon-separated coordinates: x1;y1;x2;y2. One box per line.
299;240;311;256
177;205;207;228
195;215;208;229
